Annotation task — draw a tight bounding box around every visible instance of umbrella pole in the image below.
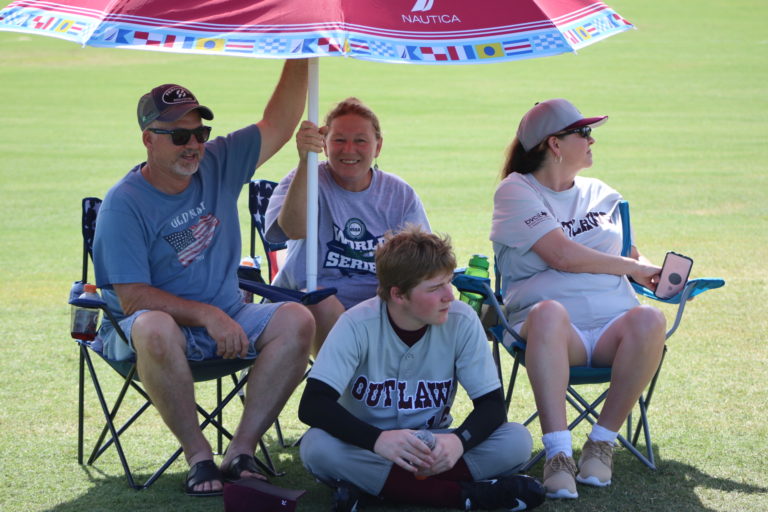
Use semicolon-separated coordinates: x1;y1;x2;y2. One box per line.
306;58;319;292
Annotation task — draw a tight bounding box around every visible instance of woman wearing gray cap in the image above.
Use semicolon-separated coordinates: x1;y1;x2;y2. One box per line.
490;99;666;499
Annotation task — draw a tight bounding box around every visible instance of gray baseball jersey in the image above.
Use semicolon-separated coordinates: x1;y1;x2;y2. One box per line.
308;297;501;431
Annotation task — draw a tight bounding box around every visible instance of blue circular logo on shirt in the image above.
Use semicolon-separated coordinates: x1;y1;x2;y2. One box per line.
345;218;365;240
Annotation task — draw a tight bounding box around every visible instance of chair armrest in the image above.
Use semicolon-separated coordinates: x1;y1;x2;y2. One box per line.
299;288;338;305
69;294;131;345
239;279;337;306
451;273;491;297
630;277;724;304
631;278;725;339
452;273;525;348
69;296;108;309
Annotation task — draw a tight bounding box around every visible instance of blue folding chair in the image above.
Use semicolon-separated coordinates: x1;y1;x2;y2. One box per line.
453;201;724;471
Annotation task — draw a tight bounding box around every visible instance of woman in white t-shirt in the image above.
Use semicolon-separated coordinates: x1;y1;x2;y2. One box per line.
490;99;666;500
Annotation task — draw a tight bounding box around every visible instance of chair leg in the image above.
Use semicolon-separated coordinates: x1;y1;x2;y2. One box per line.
610;394;656;470
505;354;521;412
131;366;277;489
492;338;505;400
216;377;223;454
123;369;252;489
274;418;288;448
517;388;607;474
81;348;141;490
82;354;284;489
633;349;666;446
207;372;285;477
89;367;151;464
567;386;657;470
257;438;285;477
565;387;608;430
616;426;655;468
514;376;659;474
78;345;85;465
90;399;153;464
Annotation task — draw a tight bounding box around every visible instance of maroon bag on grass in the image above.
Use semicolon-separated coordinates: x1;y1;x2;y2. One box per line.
224;479;307;512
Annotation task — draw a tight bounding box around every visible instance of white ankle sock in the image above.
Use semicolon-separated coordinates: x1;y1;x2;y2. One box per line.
589;424;618;445
542;430;572;459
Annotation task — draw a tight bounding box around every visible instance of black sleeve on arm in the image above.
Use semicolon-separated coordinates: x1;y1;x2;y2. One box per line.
298;377;383;452
452;388;507;452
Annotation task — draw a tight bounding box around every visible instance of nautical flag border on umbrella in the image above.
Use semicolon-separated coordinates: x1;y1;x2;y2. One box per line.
0;0;634;290
0;1;633;64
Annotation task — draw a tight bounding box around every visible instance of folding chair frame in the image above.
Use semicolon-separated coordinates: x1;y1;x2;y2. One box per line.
77;342;281;489
453;200;724;472
74;197;282;490
248;179;286;285
246;180;325;448
502;321;663;471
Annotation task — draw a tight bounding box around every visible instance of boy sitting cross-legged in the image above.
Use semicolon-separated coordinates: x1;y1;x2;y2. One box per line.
298;225;545;511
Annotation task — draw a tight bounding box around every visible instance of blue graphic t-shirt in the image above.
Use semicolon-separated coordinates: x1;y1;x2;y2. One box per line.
93;125;262;328
265;161;430;309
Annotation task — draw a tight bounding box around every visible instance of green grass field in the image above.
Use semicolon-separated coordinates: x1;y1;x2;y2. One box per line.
0;0;766;511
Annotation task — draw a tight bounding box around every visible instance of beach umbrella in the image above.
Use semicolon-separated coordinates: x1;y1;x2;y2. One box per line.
0;0;633;290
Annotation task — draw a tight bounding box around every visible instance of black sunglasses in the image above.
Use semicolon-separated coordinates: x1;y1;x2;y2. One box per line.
147;125;212;145
557;125;592;139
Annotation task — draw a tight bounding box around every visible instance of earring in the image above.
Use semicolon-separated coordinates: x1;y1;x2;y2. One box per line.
556;154;563;164
374;159;379;170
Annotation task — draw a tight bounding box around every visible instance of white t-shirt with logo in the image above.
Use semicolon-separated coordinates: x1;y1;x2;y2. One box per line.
490;172;638;331
265;161;430;308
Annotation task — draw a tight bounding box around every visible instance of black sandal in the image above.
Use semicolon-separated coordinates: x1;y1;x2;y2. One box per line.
222;454;268;482
185;459;224;497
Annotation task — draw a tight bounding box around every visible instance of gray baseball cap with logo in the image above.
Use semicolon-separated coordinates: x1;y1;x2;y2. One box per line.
517;98;607;152
137;84;214;130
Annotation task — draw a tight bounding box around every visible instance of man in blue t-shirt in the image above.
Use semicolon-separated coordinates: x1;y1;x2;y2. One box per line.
93;60;314;497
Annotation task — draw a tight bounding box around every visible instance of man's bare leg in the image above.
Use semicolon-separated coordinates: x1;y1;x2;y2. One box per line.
131;310;220;493
221;302;314;477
